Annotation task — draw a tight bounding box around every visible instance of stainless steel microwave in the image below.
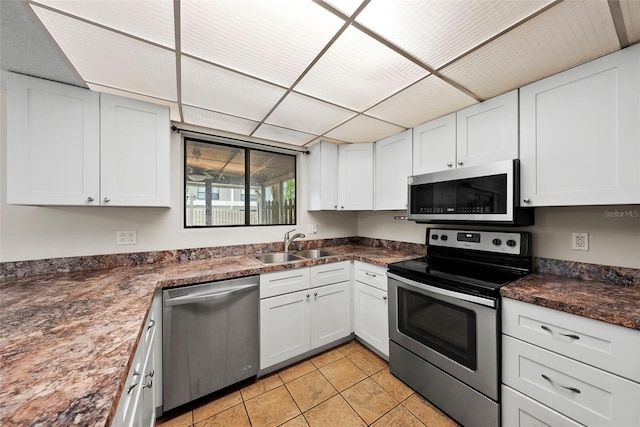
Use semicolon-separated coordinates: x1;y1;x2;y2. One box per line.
407;159;534;226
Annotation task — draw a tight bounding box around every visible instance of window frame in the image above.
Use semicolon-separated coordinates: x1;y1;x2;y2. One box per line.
183;136;297;228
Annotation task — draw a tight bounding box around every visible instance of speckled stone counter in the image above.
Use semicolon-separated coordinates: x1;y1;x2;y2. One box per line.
0;243;420;426
501;273;640;331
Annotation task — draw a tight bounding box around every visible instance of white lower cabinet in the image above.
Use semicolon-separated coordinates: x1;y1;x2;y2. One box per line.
113;291;161;427
352;261;389;358
259;262;351;370
502;298;640;427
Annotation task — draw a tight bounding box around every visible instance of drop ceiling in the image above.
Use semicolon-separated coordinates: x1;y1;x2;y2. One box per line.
1;0;638;148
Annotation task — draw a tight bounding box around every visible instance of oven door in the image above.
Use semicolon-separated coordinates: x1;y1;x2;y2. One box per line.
388;273;499;400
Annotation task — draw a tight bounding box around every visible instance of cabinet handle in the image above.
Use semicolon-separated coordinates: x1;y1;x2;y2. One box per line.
143;378;153;389
147;319;155;330
334;205;337;209
447;162;453;167
306;294;310;299
541;325;580;340
103;197;111;203
127;370;141;394
365;272;377;278
314;292;318;297
383;296;387;300
523;198;530;203
86;196;94;202
541;374;581;394
457;161;463;166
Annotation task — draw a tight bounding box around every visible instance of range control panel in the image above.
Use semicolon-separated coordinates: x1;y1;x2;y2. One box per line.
427;228;528;255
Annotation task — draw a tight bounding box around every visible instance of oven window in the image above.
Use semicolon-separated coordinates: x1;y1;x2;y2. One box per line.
397;288;477;370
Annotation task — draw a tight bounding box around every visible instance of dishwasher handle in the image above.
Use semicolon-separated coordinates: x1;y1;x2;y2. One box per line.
164;283;258;307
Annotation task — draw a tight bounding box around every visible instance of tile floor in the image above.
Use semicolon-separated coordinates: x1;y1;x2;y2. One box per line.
156;340;459;427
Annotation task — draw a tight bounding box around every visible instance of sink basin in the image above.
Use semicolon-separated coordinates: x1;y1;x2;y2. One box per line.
251;252;303;264
294;249;335;259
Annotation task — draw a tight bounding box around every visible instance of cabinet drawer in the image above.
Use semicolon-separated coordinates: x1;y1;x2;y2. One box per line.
260;268;310;299
503;298;640;382
502;385;583;427
310;261;350;287
503;336;640;427
354;261;387;291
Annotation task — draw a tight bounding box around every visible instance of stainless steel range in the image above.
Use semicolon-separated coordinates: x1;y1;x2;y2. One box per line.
387;228;532;427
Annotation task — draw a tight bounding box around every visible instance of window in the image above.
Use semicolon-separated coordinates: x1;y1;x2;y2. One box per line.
185;137;296;227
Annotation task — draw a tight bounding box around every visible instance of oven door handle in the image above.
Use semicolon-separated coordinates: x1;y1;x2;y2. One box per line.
387;272;496;308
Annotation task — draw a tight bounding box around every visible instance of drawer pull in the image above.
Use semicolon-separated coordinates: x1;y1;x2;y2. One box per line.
541;373;581;394
365;272;377;277
147;319;155;330
541;325;580;340
127;370;141;394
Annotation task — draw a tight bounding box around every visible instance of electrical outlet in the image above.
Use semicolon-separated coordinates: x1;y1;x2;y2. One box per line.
571;232;589;251
116;230;137;245
307;224;318;234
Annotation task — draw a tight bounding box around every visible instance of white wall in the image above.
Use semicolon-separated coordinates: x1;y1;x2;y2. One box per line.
357;206;640;269
0;88;357;262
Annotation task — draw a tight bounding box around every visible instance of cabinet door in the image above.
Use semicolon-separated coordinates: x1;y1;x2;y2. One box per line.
260;291;310;369
310;281;351;349
374;129;412;210
338;143;374;210
7;72;100;205
456;89;518;168
353;281;389;357
520;44;640;206
307;141;338;210
412;113;456;175
502;385;583;427
100;94;171;207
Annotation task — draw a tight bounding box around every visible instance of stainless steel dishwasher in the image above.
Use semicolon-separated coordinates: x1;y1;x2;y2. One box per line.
162;275;259;412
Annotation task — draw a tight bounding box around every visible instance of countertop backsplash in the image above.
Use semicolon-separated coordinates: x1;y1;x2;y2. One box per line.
535;257;640;288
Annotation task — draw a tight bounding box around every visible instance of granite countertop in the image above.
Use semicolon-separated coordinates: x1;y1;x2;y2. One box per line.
501;273;640;331
0;245;419;427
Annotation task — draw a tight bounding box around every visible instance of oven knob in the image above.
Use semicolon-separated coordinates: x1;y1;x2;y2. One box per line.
431;234;438;240
506;239;517;247
440;235;448;241
492;239;502;246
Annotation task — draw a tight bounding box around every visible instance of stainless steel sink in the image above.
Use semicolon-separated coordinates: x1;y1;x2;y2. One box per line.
294;249;335;259
251;252;303;264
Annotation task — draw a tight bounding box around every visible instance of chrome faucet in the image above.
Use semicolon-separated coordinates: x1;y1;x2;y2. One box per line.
284;228;305;252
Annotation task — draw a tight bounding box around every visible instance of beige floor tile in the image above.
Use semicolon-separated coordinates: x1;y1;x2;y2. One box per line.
309;348;344;368
192;391;243;423
280;414;310;426
336;339;365;356
156;410;193;427
341;378;398;424
278;360;317;383
402;394;459;427
370;367;415;403
371;405;426;427
303;395;366;427
348;348;387;376
244;385;301;427
240;373;283;401
285;370;338;412
193;403;250;427
319;357;367;392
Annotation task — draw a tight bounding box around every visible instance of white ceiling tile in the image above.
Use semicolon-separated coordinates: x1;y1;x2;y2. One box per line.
320;0;366;17
295;26;429;111
33;0;174;48
183;105;259;136
266;92;357;135
253;124;317;146
620;0;640;44
439;0;620;100
181;56;286;121
357;0;553;70
87;83;181;121
366;75;477;128
181;0;344;87
325;114;404;143
32;6;177;101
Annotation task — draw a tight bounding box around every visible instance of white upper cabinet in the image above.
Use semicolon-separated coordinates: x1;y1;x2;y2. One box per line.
374;129;412;210
307;140;373;211
100;94;170;207
456;89;519;169
7;72;100;205
412;113;456;175
520;44;640;206
7;73;171;207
